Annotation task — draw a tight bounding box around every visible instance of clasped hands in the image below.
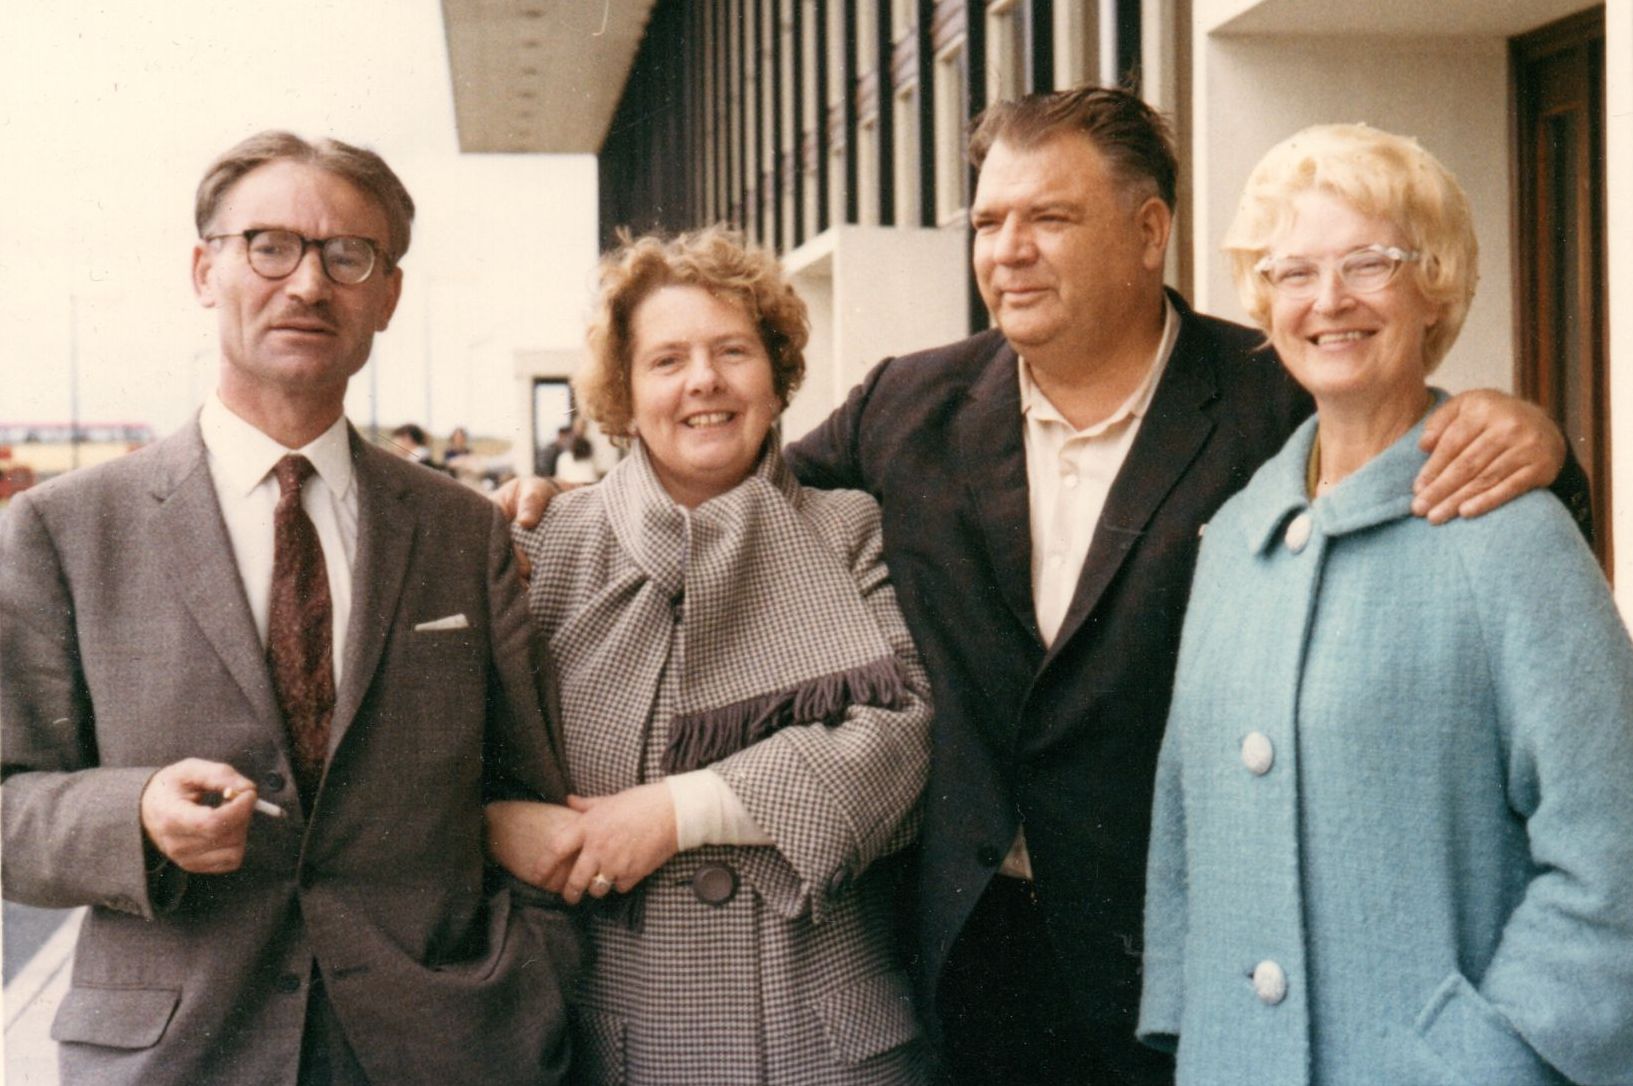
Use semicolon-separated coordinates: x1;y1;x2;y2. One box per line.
486;783;680;905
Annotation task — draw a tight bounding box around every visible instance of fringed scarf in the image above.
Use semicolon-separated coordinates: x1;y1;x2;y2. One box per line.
582;438;907;777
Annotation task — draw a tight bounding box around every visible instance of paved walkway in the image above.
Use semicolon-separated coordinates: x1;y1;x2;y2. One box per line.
3;909;78;1085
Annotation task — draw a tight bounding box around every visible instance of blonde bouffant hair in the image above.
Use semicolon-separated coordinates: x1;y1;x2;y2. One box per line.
1224;123;1478;373
576;227;809;443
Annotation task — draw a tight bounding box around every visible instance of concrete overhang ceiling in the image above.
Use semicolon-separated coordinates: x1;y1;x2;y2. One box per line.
442;0;658;153
1214;0;1596;36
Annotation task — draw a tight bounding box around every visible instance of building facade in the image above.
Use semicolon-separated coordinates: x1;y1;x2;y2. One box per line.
442;0;1631;599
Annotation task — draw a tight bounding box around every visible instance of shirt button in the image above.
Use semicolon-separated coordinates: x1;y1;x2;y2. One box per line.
1252;960;1288;1005
1062;473;1079;490
1241;732;1274;775
1285;512;1312;553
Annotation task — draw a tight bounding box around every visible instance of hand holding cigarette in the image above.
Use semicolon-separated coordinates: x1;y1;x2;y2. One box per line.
139;758;263;874
221;786;285;819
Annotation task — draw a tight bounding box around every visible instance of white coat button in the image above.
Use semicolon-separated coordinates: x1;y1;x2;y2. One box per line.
1284;512;1312;553
1252;960;1288;1005
1241;732;1274;775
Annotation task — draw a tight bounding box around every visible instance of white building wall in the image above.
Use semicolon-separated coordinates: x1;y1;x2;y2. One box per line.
1608;0;1632;606
781;224;969;442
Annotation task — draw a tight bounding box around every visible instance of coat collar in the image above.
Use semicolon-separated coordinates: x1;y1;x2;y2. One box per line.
952;335;1041;646
330;429;416;756
1242;389;1446;556
147;418;283;728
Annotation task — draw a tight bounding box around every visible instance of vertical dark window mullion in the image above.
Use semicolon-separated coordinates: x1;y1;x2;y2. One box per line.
915;0;935;226
771;0;785;251
715;0;727;222
726;0;737;226
842;0;859;225
694;1;709;223
1116;0;1140;89
753;0;767;243
738;0;750;232
876;0;895;225
965;0;987;332
815;0;831;235
792;0;806;246
1027;0;1053;92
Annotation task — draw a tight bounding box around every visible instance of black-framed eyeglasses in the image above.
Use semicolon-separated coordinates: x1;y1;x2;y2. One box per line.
1254;244;1420;300
204;228;386;285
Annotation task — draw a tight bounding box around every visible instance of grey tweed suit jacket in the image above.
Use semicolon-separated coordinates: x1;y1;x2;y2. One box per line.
1;418;580;1085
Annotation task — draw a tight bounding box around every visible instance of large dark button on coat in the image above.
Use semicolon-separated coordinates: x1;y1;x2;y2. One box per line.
262;771;286;793
976;845;1003;868
691;863;739;907
274;972;303;994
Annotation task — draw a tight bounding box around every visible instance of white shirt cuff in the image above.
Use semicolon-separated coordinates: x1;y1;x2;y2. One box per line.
666;769;773;851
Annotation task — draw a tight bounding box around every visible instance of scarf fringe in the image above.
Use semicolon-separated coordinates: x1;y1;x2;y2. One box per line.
661;657;909;774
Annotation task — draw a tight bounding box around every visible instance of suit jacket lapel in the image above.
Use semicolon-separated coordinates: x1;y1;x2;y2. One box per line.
953;338;1043;649
149;420;283;727
329;432;416;753
1044;299;1220;665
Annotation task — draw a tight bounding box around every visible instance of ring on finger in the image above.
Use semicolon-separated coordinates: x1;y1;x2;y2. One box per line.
590;873;615;893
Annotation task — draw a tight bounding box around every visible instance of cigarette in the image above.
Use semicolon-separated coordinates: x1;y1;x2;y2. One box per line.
220;787;287;819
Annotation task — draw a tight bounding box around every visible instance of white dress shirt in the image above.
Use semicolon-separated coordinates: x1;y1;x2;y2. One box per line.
199;394;357;684
1001;298;1180;879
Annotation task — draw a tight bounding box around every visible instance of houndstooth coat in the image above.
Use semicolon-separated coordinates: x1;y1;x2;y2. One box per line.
517;443;933;1085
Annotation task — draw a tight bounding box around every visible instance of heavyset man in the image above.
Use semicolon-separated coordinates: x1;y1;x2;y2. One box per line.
1;132;579;1085
783;88;1578;1084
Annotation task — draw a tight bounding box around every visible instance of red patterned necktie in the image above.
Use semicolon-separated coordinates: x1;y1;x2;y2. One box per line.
267;454;335;805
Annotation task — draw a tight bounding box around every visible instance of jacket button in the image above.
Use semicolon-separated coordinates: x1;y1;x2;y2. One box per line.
976;845;1002;868
1284;512;1312;553
274;972;303;994
1241;732;1274;775
262;771;286;793
692;863;739;907
1252;960;1287;1005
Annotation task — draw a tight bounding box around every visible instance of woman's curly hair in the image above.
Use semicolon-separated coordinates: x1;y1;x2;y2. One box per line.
576;226;810;443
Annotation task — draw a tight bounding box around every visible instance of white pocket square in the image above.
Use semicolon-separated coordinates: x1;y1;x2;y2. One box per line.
414;613;470;632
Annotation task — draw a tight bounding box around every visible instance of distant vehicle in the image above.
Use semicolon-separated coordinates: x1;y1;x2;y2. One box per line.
0;421;156;483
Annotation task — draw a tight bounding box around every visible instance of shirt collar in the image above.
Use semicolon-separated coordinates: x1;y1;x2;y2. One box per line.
1243;388;1447;556
199;393;355;500
1017;296;1179;437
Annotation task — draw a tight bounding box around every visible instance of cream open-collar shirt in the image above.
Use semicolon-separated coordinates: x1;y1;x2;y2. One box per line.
199;393;358;683
1003;297;1179;879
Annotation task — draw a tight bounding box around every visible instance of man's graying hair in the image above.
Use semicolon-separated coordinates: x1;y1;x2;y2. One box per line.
968;85;1178;210
194;131;416;267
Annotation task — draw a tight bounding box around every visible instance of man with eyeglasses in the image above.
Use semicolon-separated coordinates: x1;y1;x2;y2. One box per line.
1;131;578;1085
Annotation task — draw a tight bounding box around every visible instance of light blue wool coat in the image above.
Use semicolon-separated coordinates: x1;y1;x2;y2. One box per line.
1138;403;1633;1086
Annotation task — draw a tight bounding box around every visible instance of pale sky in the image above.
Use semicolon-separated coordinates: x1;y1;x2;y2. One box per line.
1;0;600;443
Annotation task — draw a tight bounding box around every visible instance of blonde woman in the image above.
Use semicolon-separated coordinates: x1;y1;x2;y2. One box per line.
1139;125;1633;1085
